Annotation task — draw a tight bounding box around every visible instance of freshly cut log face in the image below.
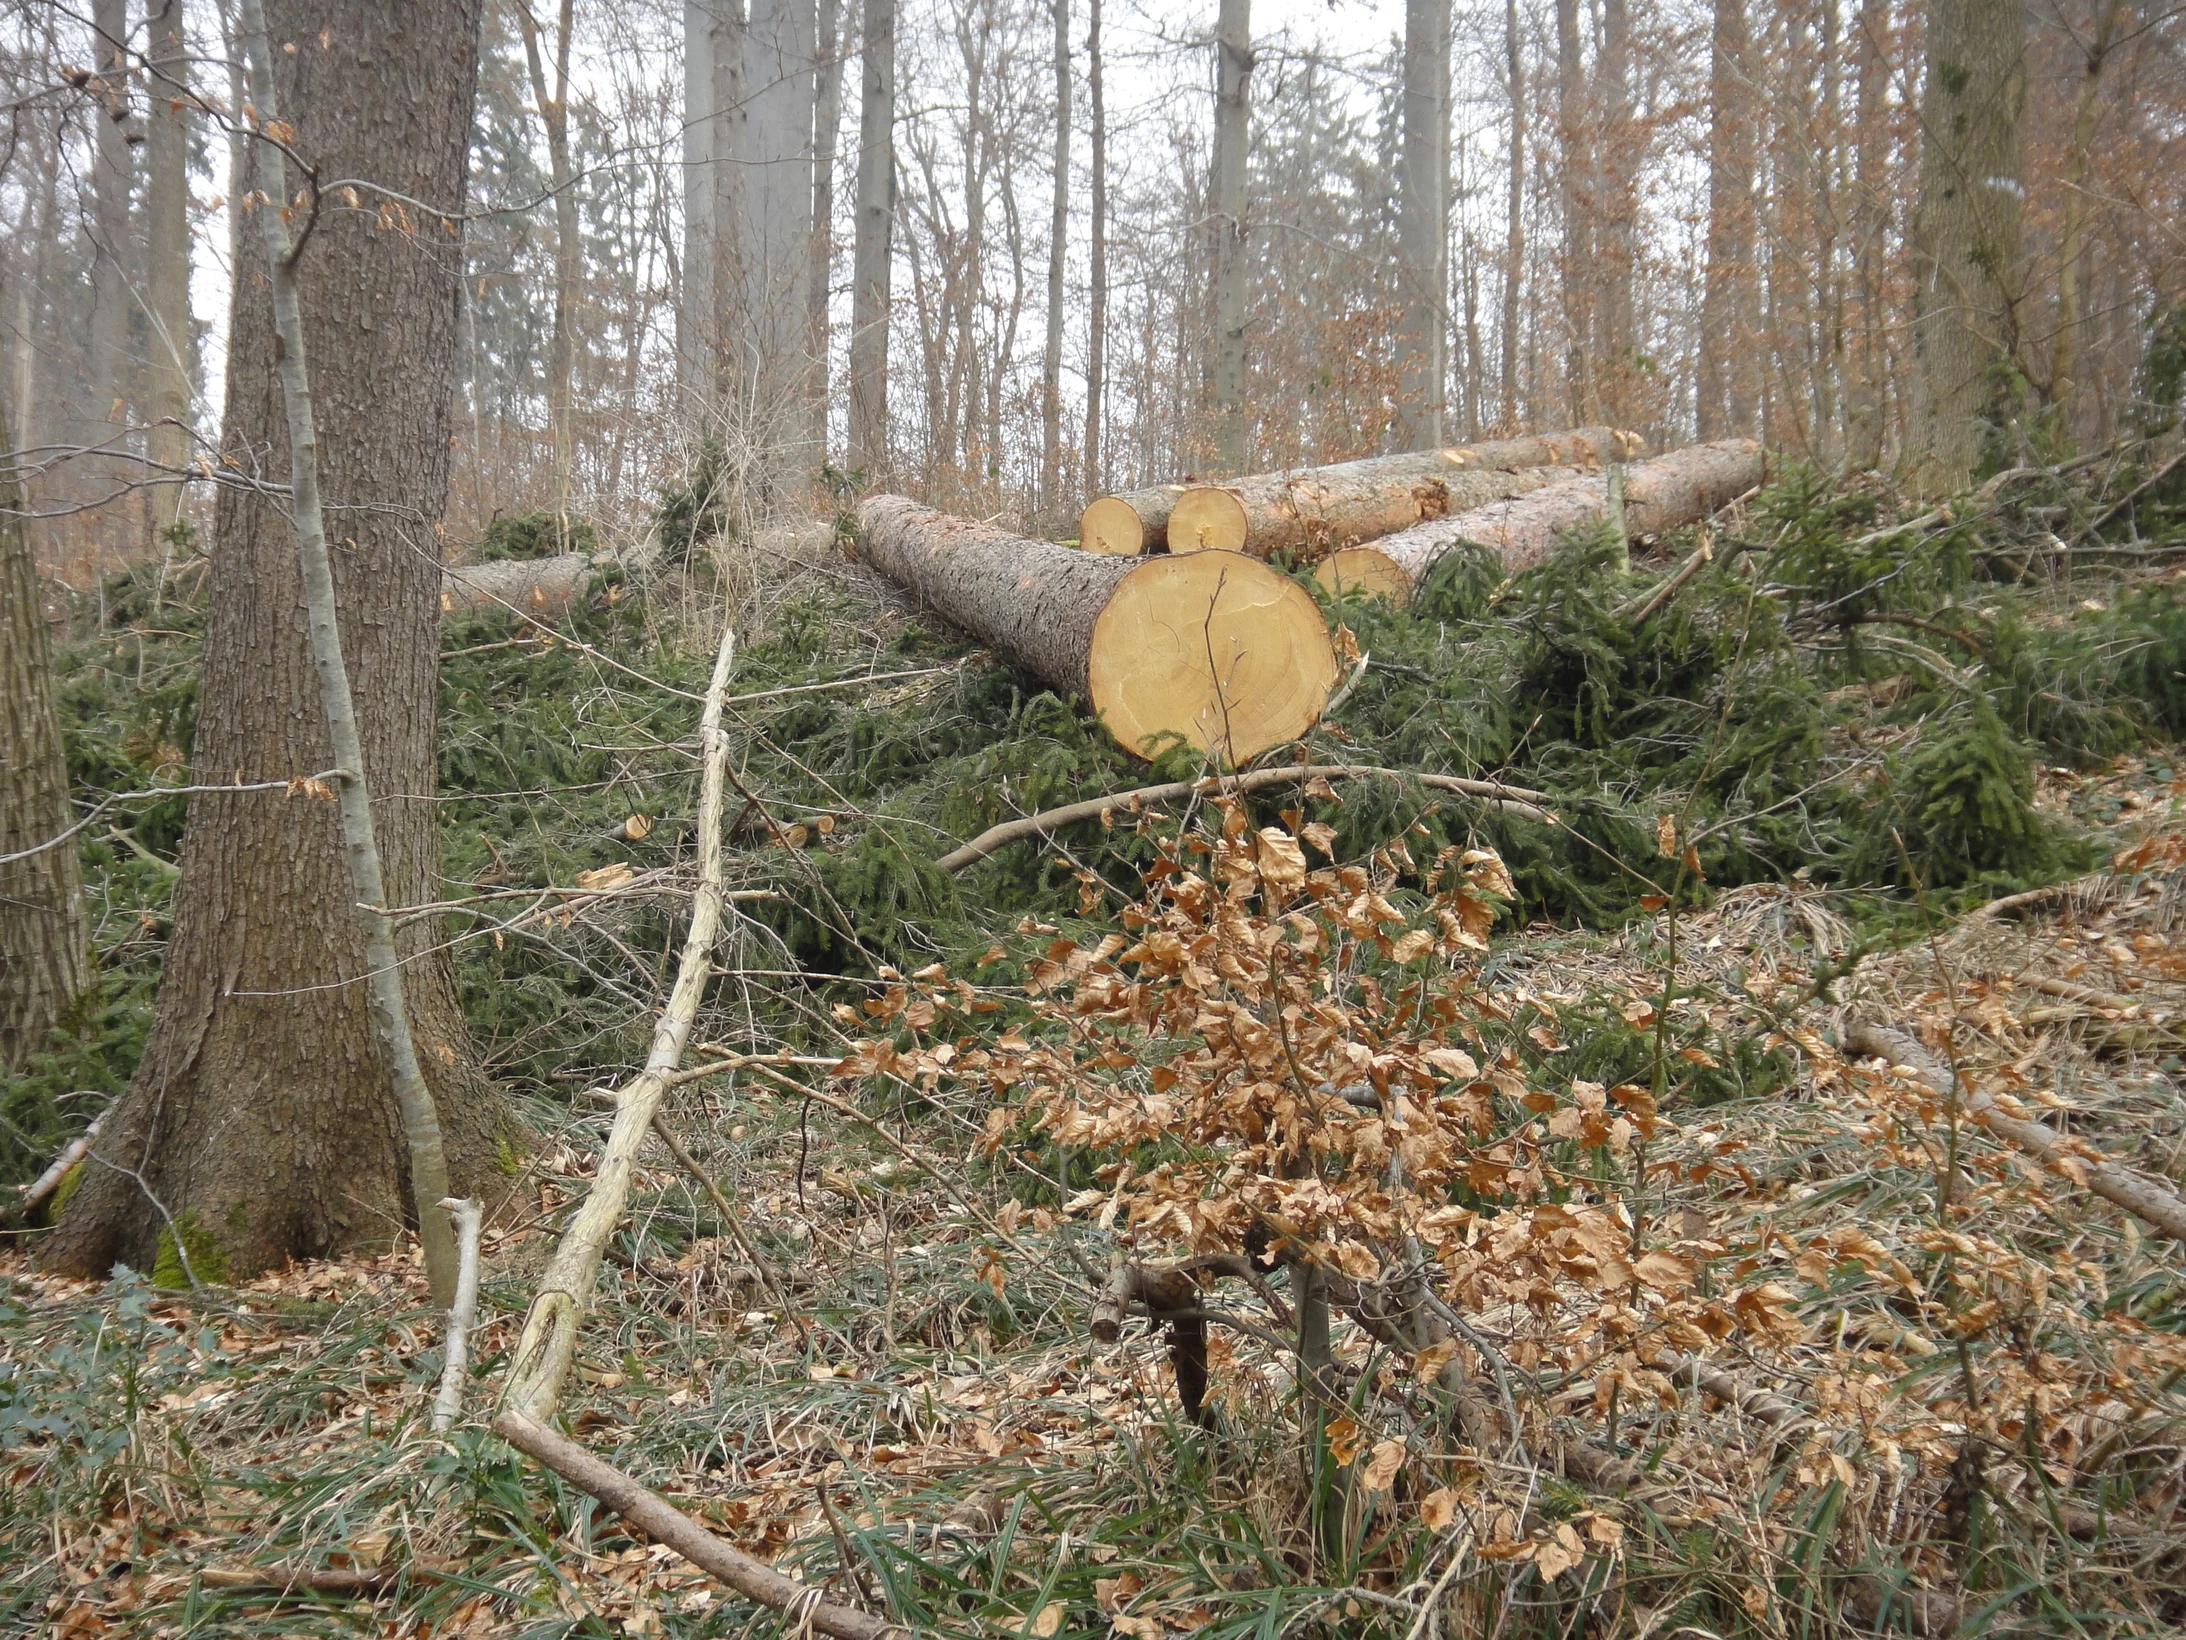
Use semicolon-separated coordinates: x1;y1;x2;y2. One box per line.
1356;438;1767;595
1087;552;1338;762
1166;486;1250;554
1314;547;1415;605
1077;483;1193;556
856;495;1337;762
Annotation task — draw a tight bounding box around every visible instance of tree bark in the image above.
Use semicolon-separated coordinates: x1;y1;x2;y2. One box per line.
739;0;820;462
1081;0;1107;496
47;0;511;1287
1040;0;1072;519
1697;0;1757;439
516;0;580;536
2052;0;2118;432
440;553;598;619
1210;0;1252;475
1594;0;1636;423
712;0;750;413
1394;0;1450;449
1841;0;1891;468
1553;0;1594;424
810;0;844;458
855;495;1336;762
846;0;893;475
1499;0;1524;431
1084;426;1640;559
680;1;716;404
143;0;194;540
1908;0;2026;493
1369;437;1764;587
1;410;89;1071
82;0;137;564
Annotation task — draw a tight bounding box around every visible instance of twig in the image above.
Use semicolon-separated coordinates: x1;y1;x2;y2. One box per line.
643;1111;808;1334
1617;523;1713;626
431;1197;483;1432
2077;447;2186;540
196;1562;459;1596
938;763;1553;872
491;1410;905;1640
498;619;739;1419
1846;1022;2186;1241
12;1109;108;1220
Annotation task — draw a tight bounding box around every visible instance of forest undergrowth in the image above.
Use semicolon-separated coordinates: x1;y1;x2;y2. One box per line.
7;448;2186;1637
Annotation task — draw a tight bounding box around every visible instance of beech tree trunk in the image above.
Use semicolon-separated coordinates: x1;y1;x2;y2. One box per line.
2052;0;2117;429
1908;0;2025;493
47;0;512;1285
143;0;193;537
1394;0;1450;448
1842;0;1890;468
1039;0;1071;518
1210;0;1252;474
740;0;820;458
517;0;580;531
1370;437;1764;587
1594;0;1636;422
810;0;844;457
1082;0;1107;496
1;413;89;1071
1499;0;1524;430
1553;0;1594;424
856;495;1335;762
680;0;716;402
846;0;893;474
81;0;136;562
1698;0;1757;439
1082;426;1640;558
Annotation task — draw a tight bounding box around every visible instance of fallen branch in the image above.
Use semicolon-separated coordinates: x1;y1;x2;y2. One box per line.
643;1110;807;1334
12;1108;106;1221
498;619;739;1419
492;1409;904;1640
938;763;1553;873
431;1197;483;1432
1846;1022;2186;1241
196;1561;459;1597
1616;523;1713;627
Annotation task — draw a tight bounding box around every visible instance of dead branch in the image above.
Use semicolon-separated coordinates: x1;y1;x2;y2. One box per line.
938;763;1553;873
196;1562;459;1597
12;1108;106;1221
1616;523;1714;626
492;1409;905;1640
498;619;738;1420
431;1197;483;1432
1846;1022;2186;1241
643;1110;807;1333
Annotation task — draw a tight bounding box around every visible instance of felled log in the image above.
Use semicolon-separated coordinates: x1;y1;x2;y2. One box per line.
854;495;1336;762
439;552;600;619
1078;427;1641;558
1325;438;1765;599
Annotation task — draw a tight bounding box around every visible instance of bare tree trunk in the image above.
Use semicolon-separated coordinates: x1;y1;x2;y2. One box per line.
1040;0;1071;518
144;0;193;541
712;0;749;414
741;0;820;463
1081;0;1107;495
1908;0;2025;492
810;0;843;458
83;0;137;564
2052;0;2117;433
847;0;893;474
1394;0;1450;449
681;1;716;404
1553;0;1594;424
1697;0;1756;438
516;0;579;537
1;408;89;1071
1842;0;1890;468
1499;0;1524;431
47;0;509;1292
1211;0;1252;475
1594;0;1635;423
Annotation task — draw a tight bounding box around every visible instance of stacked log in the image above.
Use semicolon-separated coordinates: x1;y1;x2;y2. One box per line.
1077;426;1641;559
1321;438;1766;601
440;552;601;619
855;496;1337;762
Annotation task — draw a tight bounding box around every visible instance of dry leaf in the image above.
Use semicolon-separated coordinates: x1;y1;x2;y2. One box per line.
1359;1438;1405;1492
1032;1601;1065;1636
1420;1487;1460;1531
1655;814;1677;858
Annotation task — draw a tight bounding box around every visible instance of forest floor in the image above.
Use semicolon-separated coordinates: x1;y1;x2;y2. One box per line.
7;457;2186;1637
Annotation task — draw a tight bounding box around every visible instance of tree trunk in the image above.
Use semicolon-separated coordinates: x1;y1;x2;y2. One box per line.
712;0;750;413
2052;0;2118;431
1210;0;1252;475
680;1;716;404
1499;0;1523;430
1594;0;1636;423
1082;0;1107;496
83;0;136;565
1040;0;1072;520
846;0;892;476
1;411;89;1072
1841;0;1890;468
1394;0;1450;449
516;0;579;535
810;0;844;459
143;0;193;539
855;495;1335;763
1553;0;1594;424
1697;0;1756;439
1363;438;1764;589
1082;426;1640;558
46;0;511;1287
740;0;821;463
1908;0;2025;493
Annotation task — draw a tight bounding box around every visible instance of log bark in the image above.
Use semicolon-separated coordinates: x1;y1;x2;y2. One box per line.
856;495;1336;762
1081;426;1639;558
440;553;600;620
1362;437;1763;592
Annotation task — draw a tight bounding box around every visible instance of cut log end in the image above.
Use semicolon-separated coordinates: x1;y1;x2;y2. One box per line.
1314;547;1411;606
1088;551;1337;763
1078;494;1147;556
1165;487;1250;555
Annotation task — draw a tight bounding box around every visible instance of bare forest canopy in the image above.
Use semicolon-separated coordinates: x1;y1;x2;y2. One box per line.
8;0;2186;1638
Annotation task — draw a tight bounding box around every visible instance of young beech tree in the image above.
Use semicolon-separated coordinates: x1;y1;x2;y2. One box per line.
48;0;512;1284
